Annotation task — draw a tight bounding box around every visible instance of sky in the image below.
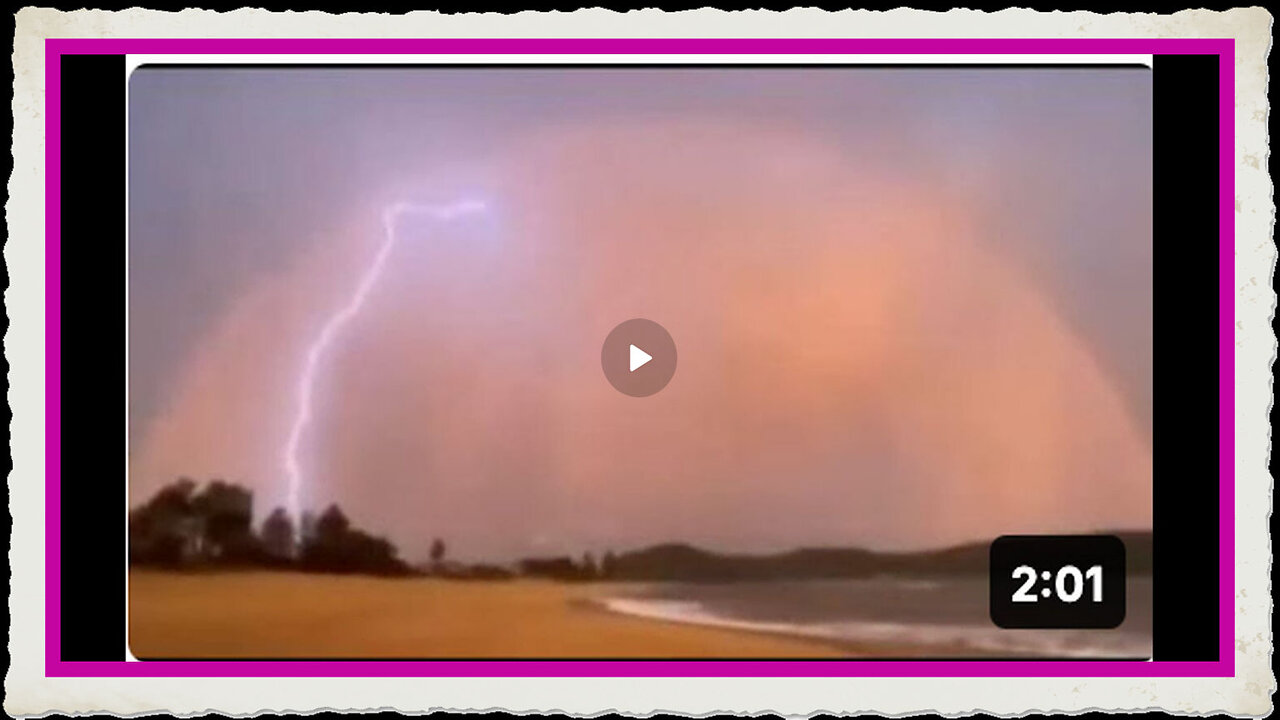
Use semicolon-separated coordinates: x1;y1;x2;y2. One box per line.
128;67;1153;563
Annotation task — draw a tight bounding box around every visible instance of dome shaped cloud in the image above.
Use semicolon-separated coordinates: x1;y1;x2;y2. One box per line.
132;119;1151;562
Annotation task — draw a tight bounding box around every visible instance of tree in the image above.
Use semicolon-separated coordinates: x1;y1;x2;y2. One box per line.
129;477;200;566
581;552;598;579
300;504;350;568
429;538;447;569
315;504;350;543
130;481;410;576
261;507;296;559
296;503;410;575
144;477;198;521
193;480;256;561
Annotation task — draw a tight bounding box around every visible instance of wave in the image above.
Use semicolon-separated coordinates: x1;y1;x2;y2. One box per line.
598;596;1151;659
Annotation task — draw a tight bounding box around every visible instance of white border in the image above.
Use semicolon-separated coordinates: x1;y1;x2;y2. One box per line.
125;53;1154;78
6;8;1269;713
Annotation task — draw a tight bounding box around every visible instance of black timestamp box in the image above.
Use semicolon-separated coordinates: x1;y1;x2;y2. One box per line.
990;534;1127;629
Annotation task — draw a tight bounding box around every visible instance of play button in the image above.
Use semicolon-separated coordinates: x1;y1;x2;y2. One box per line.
602;319;677;397
629;344;652;372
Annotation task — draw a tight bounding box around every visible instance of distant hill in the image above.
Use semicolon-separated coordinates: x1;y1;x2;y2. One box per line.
607;531;1153;582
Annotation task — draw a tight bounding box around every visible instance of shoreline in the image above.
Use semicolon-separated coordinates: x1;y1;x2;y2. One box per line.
576;587;1016;659
582;582;1153;660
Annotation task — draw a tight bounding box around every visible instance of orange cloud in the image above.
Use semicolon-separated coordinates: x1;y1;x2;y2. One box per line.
131;119;1151;561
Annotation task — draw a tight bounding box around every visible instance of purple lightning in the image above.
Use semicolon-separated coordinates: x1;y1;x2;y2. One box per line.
283;199;488;522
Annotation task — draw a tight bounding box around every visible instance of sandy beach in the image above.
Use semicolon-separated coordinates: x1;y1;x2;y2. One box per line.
128;570;848;659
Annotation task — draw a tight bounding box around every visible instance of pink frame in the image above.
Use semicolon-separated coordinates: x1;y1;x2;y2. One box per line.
44;37;1236;678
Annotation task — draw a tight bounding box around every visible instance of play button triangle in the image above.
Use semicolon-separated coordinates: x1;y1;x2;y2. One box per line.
629;344;653;372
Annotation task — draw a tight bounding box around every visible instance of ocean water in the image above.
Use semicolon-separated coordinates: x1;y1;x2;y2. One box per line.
600;576;1153;658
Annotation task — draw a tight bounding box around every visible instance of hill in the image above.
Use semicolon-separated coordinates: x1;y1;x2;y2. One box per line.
606;531;1153;582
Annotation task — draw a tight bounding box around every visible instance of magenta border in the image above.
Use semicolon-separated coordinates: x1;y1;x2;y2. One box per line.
43;37;1236;679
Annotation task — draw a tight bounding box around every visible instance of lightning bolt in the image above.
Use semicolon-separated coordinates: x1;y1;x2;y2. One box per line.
283;199;488;522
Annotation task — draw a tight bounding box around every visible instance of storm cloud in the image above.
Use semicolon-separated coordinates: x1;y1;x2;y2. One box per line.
128;68;1152;562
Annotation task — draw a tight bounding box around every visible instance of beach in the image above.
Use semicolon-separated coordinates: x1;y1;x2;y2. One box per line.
129;571;1152;659
128;570;847;659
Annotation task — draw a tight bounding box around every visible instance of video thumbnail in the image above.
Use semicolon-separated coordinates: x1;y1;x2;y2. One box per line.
126;66;1153;659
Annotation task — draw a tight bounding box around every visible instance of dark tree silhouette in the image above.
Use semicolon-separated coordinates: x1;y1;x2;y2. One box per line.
261;507;296;560
131;480;409;576
429;537;447;566
129;478;200;566
600;550;617;579
192;480;259;562
135;477;197;534
314;504;351;542
300;503;409;576
581;552;598;579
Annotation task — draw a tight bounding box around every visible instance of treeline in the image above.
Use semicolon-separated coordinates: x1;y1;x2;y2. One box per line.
129;478;411;576
132;479;1154;583
517;551;618;581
